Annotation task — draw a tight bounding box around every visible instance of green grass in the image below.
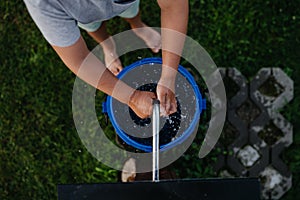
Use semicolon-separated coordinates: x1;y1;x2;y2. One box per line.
1;0;299;199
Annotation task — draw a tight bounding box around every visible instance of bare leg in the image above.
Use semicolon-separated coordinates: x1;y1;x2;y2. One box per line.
124;12;161;53
87;22;122;76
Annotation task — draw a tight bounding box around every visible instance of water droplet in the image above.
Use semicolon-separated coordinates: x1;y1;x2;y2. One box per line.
181;114;187;119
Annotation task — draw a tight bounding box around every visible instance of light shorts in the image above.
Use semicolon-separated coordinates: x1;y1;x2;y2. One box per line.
78;0;140;32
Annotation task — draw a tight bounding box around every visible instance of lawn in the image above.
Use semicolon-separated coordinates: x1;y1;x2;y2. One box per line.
0;0;299;199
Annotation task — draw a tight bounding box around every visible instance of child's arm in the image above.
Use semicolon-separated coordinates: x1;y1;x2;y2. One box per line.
52;36;156;119
157;0;189;116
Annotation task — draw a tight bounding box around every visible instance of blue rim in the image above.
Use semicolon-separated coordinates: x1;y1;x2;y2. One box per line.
103;57;205;152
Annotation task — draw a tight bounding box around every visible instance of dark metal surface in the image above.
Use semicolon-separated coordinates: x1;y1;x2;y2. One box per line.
58;178;260;200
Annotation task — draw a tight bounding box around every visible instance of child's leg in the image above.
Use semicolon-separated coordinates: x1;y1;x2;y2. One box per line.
86;22;123;76
119;1;161;53
123;12;161;53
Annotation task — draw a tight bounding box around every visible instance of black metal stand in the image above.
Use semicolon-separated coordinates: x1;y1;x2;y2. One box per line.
58;178;260;200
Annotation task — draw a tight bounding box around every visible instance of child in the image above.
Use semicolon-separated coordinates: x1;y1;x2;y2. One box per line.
23;0;189;118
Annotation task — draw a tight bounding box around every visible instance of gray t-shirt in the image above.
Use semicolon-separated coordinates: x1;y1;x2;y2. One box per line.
24;0;137;47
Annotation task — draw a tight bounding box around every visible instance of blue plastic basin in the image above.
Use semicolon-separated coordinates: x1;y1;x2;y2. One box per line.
103;57;206;152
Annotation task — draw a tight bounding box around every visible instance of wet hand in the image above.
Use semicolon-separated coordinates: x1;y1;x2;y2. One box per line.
156;82;177;116
128;90;157;119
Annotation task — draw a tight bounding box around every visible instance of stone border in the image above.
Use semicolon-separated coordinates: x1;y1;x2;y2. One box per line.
213;68;294;199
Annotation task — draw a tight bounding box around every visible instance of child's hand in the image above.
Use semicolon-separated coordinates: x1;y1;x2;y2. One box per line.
128;90;157;119
156;81;177;116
